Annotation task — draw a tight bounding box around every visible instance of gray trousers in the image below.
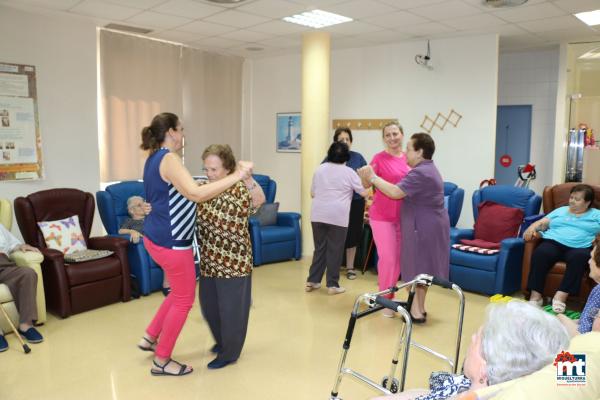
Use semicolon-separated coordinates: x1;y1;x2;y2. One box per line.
0;254;38;325
199;275;251;362
307;222;348;288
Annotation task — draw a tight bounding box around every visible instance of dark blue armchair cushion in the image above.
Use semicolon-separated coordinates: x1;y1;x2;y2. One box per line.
254;202;279;226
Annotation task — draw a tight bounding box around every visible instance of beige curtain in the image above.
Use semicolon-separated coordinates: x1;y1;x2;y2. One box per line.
99;30;243;182
182;48;243;176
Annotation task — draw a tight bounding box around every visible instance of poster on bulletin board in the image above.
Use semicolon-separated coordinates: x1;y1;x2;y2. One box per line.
0;62;43;181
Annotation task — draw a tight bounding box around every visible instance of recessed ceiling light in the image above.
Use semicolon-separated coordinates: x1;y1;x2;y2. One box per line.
482;0;528;7
578;47;600;60
574;9;600;26
283;9;352;29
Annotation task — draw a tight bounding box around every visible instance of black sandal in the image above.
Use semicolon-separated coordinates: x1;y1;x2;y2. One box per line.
151;359;193;376
137;336;156;352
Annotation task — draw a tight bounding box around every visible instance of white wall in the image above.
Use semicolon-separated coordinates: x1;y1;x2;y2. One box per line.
245;35;500;230
0;6;101;240
498;47;560;195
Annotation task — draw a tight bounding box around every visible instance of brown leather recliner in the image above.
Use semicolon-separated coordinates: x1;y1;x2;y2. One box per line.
521;183;600;303
14;188;131;318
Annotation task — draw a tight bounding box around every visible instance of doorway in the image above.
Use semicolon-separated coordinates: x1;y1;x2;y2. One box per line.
495;105;532;186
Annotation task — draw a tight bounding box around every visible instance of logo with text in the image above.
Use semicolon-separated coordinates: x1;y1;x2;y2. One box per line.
554;351;586;386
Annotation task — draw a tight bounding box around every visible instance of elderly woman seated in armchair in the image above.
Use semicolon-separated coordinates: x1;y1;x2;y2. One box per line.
524;184;600;313
372;301;569;400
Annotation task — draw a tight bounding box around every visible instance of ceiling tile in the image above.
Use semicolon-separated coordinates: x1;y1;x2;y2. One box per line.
538;26;600;42
6;0;81;10
69;0;142;20
250;19;310;34
193;36;246;48
101;0;166;9
289;0;347;7
178;19;236;35
358;29;413;43
237;0;306;18
149;29;206;43
220;29;273;42
493;23;530;36
258;35;303;47
410;0;482;20
395;22;457;36
126;11;192;29
553;0;600;14
324;0;397;20
363;10;430;28
444;13;507;30
492;2;567;23
331;35;375;49
376;0;446;10
323;21;385;35
151;0;223;18
519;15;588;32
203;9;270;28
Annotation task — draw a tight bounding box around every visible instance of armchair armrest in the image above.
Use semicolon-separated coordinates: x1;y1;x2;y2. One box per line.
520;214;545;237
500;237;524;251
521;236;542;293
40;248;71;318
276;212;301;227
450;228;474;245
10;250;44;265
88;236;129;252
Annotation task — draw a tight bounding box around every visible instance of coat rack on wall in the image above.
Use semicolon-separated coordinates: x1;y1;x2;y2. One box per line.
332;119;398;131
420;109;462;134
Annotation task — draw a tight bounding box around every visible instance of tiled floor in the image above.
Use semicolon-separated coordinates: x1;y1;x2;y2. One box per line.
0;259;491;400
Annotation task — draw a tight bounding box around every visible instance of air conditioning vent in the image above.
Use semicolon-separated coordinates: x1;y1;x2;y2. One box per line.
104;23;153;34
483;0;528;8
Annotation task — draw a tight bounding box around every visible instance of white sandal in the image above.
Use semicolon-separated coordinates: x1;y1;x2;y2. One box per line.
528;298;543;307
552;298;566;314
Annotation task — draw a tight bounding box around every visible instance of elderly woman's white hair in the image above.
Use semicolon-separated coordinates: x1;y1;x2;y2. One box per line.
126;195;144;212
482;301;569;385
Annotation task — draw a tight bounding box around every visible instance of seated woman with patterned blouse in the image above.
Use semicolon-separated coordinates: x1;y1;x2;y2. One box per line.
195;144;265;369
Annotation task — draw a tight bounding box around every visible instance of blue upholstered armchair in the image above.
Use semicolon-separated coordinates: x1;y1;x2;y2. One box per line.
96;181;163;295
444;182;465;228
449;185;541;295
250;174;302;266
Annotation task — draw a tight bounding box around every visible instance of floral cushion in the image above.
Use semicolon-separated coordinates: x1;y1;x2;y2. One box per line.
37;215;87;254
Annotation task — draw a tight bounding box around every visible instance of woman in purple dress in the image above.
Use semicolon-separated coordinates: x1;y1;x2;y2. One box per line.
358;133;449;323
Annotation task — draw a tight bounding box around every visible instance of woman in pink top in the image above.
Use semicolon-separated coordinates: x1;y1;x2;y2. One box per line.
366;122;410;317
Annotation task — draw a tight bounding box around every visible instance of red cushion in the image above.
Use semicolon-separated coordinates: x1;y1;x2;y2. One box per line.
460;238;501;250
474;201;524;243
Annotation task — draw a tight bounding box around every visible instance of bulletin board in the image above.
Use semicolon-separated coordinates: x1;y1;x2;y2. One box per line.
0;62;43;181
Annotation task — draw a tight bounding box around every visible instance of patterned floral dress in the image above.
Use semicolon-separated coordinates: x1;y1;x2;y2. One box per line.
196;180;253;278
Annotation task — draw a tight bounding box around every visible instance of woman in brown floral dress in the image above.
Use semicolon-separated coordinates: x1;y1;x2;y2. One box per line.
196;144;265;369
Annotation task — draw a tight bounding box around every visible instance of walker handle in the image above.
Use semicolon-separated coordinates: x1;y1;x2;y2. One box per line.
375;296;400;312
431;276;453;289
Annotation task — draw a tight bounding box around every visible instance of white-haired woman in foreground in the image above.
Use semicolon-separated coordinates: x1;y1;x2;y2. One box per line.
373;301;570;400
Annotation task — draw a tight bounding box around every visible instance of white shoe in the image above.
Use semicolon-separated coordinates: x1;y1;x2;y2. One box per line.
327;286;346;295
305;282;321;292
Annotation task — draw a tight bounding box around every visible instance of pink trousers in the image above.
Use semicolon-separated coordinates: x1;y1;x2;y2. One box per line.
370;219;402;299
144;238;196;359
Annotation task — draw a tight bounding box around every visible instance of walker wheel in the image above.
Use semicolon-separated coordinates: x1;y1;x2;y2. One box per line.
381;377;399;393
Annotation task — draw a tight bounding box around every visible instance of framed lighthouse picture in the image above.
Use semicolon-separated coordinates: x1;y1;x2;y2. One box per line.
276;112;301;153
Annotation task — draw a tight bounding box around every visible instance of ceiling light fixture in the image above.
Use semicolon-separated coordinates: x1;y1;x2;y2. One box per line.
482;0;528;8
283;9;352;29
574;9;600;26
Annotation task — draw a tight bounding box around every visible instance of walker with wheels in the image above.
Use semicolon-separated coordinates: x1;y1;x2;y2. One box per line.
328;274;465;399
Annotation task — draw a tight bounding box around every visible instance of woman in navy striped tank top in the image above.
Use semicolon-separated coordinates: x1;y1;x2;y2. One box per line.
137;113;253;376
